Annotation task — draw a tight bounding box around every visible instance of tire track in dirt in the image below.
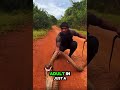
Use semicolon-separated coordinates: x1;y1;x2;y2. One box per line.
33;26;87;90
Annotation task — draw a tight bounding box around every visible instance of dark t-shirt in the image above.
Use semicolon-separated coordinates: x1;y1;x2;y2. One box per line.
56;29;80;47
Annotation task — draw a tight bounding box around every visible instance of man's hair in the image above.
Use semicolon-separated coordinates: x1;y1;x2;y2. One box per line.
60;22;69;28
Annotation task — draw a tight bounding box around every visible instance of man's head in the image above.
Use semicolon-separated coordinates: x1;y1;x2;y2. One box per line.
60;22;69;33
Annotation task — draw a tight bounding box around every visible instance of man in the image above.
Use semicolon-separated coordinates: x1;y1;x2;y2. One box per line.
49;22;86;65
56;22;86;58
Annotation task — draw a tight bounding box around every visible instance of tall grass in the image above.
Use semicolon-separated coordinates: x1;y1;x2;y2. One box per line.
88;10;120;26
0;11;32;34
72;28;87;36
33;29;48;40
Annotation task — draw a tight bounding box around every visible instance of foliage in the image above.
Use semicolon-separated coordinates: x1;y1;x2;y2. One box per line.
0;11;32;34
0;0;32;34
59;0;87;30
88;0;120;14
88;10;120;26
33;29;48;39
33;3;57;29
0;0;32;12
72;28;87;36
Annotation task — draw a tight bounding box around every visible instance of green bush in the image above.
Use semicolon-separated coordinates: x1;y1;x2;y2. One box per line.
59;0;87;30
33;29;48;39
33;3;57;30
0;11;32;34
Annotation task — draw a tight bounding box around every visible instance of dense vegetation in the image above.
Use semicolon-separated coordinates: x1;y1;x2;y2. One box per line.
33;3;57;39
0;0;32;34
88;0;120;15
0;0;32;12
88;0;120;26
33;0;87;39
33;3;57;30
58;0;87;30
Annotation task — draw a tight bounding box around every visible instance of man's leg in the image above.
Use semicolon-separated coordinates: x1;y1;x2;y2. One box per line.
59;46;66;52
53;45;66;59
69;41;77;57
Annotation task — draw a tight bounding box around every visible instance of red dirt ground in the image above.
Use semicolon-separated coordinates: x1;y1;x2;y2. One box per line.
88;25;120;90
0;25;32;89
33;26;87;90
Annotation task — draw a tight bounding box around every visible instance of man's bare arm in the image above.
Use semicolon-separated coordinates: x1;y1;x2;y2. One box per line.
71;30;87;39
49;35;61;65
79;33;87;39
49;48;61;66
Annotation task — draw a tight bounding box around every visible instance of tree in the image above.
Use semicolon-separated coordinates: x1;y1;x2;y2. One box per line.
59;0;87;29
49;15;57;25
0;0;32;12
33;3;57;29
88;0;120;14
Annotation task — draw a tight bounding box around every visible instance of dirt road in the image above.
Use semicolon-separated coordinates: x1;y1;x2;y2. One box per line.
88;25;120;90
33;26;87;90
0;25;32;89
